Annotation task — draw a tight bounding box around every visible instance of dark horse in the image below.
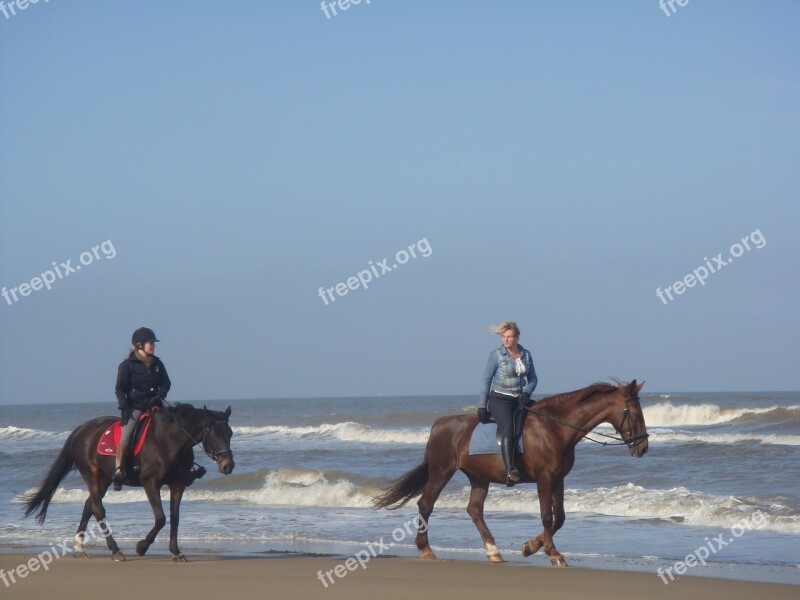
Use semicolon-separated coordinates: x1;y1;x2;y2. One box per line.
374;380;648;566
24;403;235;562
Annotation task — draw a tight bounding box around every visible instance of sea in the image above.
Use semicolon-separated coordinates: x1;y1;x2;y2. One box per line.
1;392;799;586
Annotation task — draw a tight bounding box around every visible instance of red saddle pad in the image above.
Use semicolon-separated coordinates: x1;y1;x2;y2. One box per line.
97;413;153;456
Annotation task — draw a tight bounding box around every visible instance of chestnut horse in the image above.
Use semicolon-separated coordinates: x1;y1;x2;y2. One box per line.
24;403;235;562
374;380;648;566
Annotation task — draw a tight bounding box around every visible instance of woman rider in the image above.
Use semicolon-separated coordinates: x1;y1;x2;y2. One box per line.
113;327;171;490
478;321;537;486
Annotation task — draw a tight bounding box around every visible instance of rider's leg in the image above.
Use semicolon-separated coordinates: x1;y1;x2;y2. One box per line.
500;437;519;485
114;409;142;490
488;394;519;485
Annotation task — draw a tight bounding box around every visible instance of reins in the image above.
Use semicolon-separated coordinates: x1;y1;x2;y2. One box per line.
520;396;649;448
156;400;232;463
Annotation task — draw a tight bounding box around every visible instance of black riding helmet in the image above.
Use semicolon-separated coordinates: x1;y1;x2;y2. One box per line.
131;327;159;345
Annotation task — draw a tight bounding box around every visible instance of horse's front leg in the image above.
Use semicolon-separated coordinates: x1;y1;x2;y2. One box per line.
522;476;567;567
546;478;567;566
168;483;187;562
136;480;166;556
550;478;567;536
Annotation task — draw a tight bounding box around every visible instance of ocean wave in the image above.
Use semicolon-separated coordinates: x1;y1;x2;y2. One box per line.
434;484;800;535
234;422;429;445
0;426;68;454
643;403;800;427
580;425;800;446
21;474;799;536
645;429;800;446
15;469;380;509
0;426;66;443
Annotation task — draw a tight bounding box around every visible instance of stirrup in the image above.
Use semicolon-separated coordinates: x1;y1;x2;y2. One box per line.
112;468;125;491
506;469;520;487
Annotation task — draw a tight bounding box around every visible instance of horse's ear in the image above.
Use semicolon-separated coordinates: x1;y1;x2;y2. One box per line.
636;380;645;393
203;405;210;417
628;380;637;395
224;405;232;419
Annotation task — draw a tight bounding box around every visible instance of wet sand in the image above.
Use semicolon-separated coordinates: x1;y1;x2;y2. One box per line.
0;552;797;600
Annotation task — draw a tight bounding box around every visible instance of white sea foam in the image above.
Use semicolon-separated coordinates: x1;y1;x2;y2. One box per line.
646;430;800;446
234;422;429;445
21;477;798;535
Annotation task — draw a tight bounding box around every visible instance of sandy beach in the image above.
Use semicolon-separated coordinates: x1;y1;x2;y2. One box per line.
0;552;797;600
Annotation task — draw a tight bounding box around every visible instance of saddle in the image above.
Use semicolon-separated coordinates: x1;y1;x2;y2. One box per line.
96;412;154;457
468;406;529;456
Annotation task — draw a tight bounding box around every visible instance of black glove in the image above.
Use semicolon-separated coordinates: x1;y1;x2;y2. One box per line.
149;395;164;409
477;407;491;424
521;392;533;407
120;407;132;427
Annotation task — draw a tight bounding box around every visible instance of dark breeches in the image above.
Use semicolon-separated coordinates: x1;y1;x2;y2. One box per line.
488;393;517;439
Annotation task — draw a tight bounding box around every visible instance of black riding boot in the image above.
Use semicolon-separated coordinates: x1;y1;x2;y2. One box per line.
113;443;130;491
500;437;520;487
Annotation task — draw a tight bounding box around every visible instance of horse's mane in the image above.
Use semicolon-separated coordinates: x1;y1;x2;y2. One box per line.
537;381;621;410
160;402;202;427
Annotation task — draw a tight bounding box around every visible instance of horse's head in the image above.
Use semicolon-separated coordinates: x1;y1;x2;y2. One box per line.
609;380;649;458
202;405;235;475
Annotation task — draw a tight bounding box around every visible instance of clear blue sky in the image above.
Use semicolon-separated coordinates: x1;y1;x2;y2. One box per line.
1;1;798;404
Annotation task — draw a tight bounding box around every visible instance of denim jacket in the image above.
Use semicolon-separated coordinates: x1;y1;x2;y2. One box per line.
479;345;537;409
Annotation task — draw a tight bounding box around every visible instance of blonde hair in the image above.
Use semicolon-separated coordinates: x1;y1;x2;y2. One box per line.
490;321;520;337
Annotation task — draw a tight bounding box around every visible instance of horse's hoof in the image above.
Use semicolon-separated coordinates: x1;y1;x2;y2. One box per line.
173;553;188;563
136;541;149;556
549;556;568;567
73;550;88;559
522;541;541;557
111;551;126;562
487;553;504;563
420;549;437;560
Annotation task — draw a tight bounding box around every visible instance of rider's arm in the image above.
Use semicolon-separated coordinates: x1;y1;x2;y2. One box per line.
158;360;171;399
479;351;498;409
114;361;130;409
522;350;538;395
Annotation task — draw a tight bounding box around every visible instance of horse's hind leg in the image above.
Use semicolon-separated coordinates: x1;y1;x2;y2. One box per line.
73;497;93;558
465;476;502;563
136;481;166;557
87;485;125;561
415;466;456;560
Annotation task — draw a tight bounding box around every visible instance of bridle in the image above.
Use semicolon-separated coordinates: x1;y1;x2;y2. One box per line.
157;401;233;463
522;395;649;448
192;422;233;463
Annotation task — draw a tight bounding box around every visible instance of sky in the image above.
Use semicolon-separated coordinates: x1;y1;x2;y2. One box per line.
1;1;798;405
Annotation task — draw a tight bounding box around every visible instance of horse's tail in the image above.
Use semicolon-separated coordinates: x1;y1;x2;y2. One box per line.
373;455;429;510
23;430;76;524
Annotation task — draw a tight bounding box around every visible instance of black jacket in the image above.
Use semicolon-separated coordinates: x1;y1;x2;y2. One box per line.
115;351;171;411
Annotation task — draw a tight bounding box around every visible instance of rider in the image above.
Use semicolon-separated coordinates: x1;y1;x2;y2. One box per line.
478;321;537;487
113;327;171;490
